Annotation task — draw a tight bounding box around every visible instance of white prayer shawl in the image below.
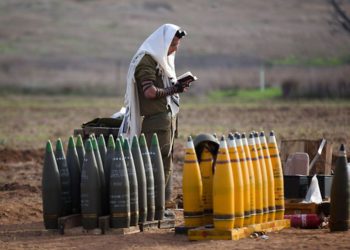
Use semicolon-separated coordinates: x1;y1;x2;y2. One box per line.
120;23;181;139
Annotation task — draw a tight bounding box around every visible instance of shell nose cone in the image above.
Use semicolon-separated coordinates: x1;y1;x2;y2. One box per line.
228;133;234;140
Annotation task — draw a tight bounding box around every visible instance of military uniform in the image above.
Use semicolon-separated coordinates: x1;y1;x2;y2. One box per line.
134;54;177;187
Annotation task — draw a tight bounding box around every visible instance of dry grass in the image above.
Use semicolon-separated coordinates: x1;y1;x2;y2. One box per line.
0;0;350;95
0;94;349;151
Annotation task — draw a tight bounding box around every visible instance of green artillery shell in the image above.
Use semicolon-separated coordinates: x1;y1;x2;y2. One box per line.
98;134;107;167
55;138;72;216
42;140;62;229
139;134;155;221
81;139;102;229
66;136;81;214
118;135;125;146
91;137;108;216
149;133;165;221
110;139;130;228
76;134;85;168
330;144;350;231
104;135;116;214
123;139;139;226
131;135;147;224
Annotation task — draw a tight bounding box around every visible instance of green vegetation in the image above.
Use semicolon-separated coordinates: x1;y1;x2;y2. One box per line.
208;87;282;102
270;55;350;67
0;41;17;54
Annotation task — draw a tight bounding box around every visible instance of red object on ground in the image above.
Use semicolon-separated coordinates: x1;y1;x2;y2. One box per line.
284;214;322;229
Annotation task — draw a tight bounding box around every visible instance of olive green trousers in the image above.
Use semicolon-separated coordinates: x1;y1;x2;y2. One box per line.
141;111;176;189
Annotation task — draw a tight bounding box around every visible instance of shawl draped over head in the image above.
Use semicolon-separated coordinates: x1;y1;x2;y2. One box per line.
119;23;182;139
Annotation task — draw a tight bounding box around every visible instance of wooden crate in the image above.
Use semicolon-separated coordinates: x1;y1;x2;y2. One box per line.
280;139;333;175
284;201;318;215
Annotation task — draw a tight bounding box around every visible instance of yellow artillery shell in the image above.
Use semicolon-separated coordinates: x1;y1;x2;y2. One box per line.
183;136;204;227
254;133;269;223
242;134;256;225
260;132;276;222
228;134;244;228
213;136;235;230
199;147;214;225
248;133;263;224
268;131;285;220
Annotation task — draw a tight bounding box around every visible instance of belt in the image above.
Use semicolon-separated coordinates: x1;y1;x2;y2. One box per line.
144;110;172;119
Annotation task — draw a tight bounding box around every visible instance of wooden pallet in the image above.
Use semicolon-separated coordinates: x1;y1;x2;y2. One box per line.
138;219;176;231
139;221;159;232
51;213;175;235
56;214;139;235
99;215;140;235
58;214;82;235
158;218;175;229
188;219;290;241
175;225;196;235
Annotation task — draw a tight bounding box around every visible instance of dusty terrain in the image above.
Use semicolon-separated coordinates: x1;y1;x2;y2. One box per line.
1;96;350;249
1;141;350;250
1;0;350;248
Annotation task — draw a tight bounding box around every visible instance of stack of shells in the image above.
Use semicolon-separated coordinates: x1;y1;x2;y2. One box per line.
182;131;285;230
42;133;165;230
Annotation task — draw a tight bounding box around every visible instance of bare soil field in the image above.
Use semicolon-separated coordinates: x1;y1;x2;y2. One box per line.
1;95;350;249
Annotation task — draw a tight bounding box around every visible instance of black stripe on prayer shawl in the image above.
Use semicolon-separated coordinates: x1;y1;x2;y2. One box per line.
171;96;179;107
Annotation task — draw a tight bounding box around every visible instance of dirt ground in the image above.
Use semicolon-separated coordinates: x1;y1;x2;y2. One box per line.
1;102;350;249
1;0;350;248
1;146;350;250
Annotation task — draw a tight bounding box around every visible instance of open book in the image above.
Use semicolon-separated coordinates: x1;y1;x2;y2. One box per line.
177;71;198;84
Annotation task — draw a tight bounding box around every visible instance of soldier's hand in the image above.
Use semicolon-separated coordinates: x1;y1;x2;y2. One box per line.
174;80;191;93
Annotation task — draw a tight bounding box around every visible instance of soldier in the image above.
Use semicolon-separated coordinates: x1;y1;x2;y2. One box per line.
120;24;192;207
